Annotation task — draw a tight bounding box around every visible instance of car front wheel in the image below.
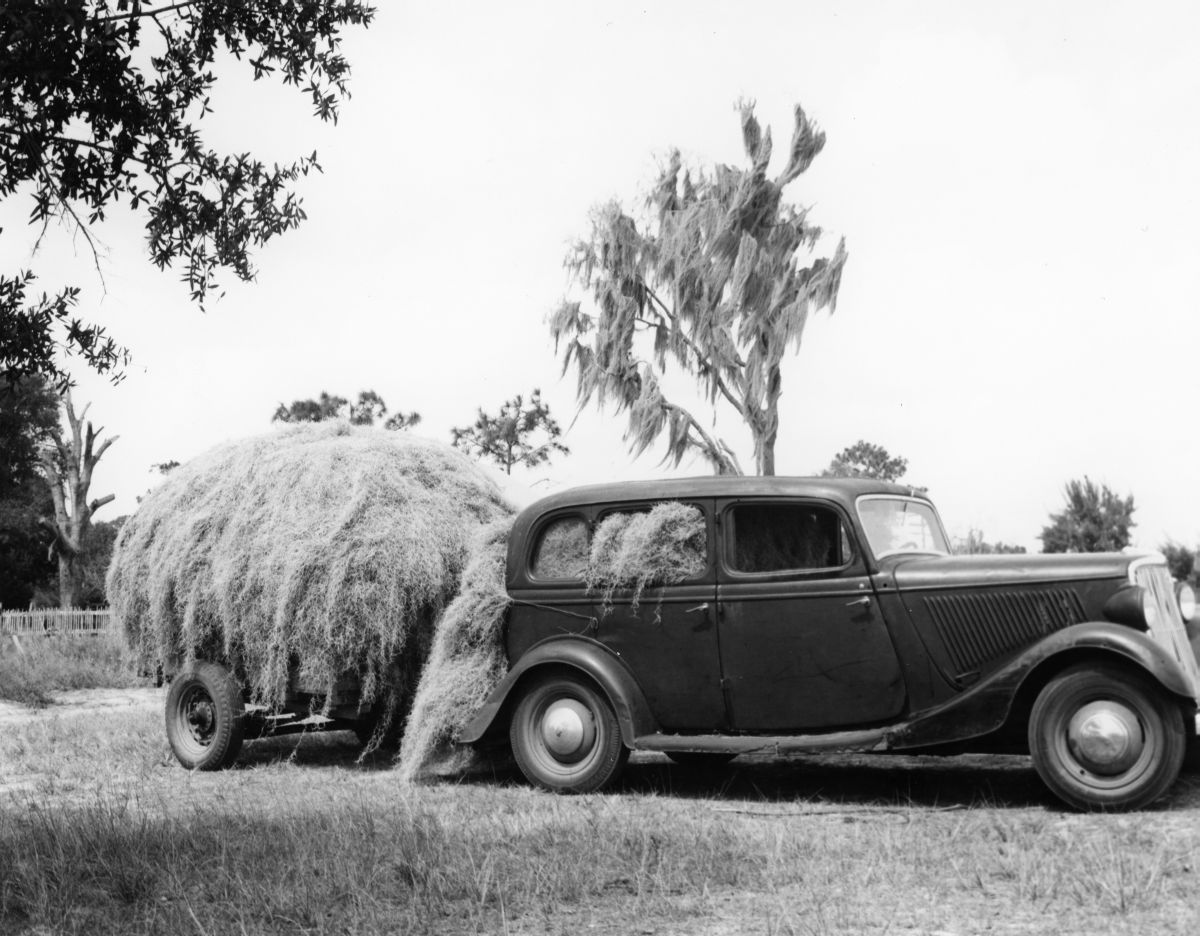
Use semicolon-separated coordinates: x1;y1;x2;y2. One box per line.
1028;664;1185;811
510;673;628;793
165;661;246;770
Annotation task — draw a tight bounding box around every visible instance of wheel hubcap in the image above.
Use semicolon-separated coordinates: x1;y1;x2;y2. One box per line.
183;690;216;746
1067;701;1143;775
540;699;595;762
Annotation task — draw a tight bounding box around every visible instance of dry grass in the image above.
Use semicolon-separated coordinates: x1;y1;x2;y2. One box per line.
107;423;513;720
3;705;1198;935
0;631;144;706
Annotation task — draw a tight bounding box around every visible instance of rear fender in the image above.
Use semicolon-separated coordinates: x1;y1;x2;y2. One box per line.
890;622;1198;749
458;636;658;747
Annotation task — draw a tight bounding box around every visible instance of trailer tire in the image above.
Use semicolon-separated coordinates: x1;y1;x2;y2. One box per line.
166;661;245;770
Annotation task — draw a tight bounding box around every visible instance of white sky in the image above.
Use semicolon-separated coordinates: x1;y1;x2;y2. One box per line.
5;0;1200;553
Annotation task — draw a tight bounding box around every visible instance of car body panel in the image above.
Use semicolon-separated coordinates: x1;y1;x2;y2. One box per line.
888;552;1131;590
717;572;905;730
460;635;658;746
475;476;1200;762
888;621;1199;749
589;582;725;730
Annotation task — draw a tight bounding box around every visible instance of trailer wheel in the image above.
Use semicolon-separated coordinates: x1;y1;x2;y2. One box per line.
1028;664;1185;811
166;661;245;770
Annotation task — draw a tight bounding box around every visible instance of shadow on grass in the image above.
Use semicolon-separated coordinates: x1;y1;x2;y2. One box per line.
616;752;1200;812
232;729;401;772
223;729;1200;812
618;751;1052;810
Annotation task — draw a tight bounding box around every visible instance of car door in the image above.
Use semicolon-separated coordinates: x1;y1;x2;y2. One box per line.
589;499;726;732
716;498;906;732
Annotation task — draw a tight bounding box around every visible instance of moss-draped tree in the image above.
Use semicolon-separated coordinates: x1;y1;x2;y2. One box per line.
551;101;847;476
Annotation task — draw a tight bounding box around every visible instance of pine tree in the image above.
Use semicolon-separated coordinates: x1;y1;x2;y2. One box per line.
451;390;568;475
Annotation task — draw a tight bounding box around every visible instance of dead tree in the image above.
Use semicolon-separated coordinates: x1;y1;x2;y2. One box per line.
39;392;117;607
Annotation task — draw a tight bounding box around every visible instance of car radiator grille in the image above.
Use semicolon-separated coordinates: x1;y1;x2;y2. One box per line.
1134;561;1200;699
926;589;1086;677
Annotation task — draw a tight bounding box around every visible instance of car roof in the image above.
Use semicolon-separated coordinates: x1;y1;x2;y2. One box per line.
518;475;929;520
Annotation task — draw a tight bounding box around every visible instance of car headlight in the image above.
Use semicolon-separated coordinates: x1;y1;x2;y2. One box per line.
1176;582;1196;622
1141;588;1159;629
1104;584;1157;630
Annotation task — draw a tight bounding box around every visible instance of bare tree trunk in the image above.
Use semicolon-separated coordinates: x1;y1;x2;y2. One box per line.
39;392;117;608
753;368;782;476
756;438;776;476
58;560;81;608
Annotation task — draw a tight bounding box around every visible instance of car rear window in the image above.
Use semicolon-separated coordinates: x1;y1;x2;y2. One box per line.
530;515;590;580
728;503;846;573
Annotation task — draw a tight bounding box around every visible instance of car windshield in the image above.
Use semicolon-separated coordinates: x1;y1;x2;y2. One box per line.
856;496;949;558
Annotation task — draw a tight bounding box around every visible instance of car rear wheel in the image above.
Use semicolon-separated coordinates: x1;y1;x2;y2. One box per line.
1028;664;1185;811
165;661;246;770
510;673;628;793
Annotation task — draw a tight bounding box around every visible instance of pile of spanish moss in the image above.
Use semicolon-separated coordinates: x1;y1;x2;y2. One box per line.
398;500;706;778
397;517;514;781
106;422;513;721
110;429;713;780
586;502;706;612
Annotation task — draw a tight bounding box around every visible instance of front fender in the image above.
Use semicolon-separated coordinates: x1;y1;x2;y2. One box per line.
890;621;1198;749
458;636;658;747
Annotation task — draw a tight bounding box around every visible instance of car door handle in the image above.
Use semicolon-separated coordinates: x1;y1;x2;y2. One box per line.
685;603;710;614
845;597;871;608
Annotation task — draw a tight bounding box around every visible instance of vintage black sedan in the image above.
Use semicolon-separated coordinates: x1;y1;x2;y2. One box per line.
462;477;1200;811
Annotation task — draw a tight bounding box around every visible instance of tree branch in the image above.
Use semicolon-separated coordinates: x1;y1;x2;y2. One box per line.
97;1;198;24
642;284;747;369
31;156;107;286
92;435;117;465
37;515;77;559
634;313;748;419
0;128;210;189
662;400;743;475
38;448;69;541
636;283;757;430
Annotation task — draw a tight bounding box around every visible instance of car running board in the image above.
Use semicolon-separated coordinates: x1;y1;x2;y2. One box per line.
633;727;890;756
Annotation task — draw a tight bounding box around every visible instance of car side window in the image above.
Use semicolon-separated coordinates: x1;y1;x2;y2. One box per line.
530;515;590;580
728;503;850;574
591;502;709;584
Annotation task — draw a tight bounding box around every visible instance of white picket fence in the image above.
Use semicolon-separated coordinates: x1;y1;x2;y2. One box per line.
0;608;114;636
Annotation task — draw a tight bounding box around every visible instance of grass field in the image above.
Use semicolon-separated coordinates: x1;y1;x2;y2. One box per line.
0;631;145;706
2;701;1198;935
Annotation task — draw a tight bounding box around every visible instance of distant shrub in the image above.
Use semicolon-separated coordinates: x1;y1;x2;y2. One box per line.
1160;541;1197;583
952;529;1028;555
